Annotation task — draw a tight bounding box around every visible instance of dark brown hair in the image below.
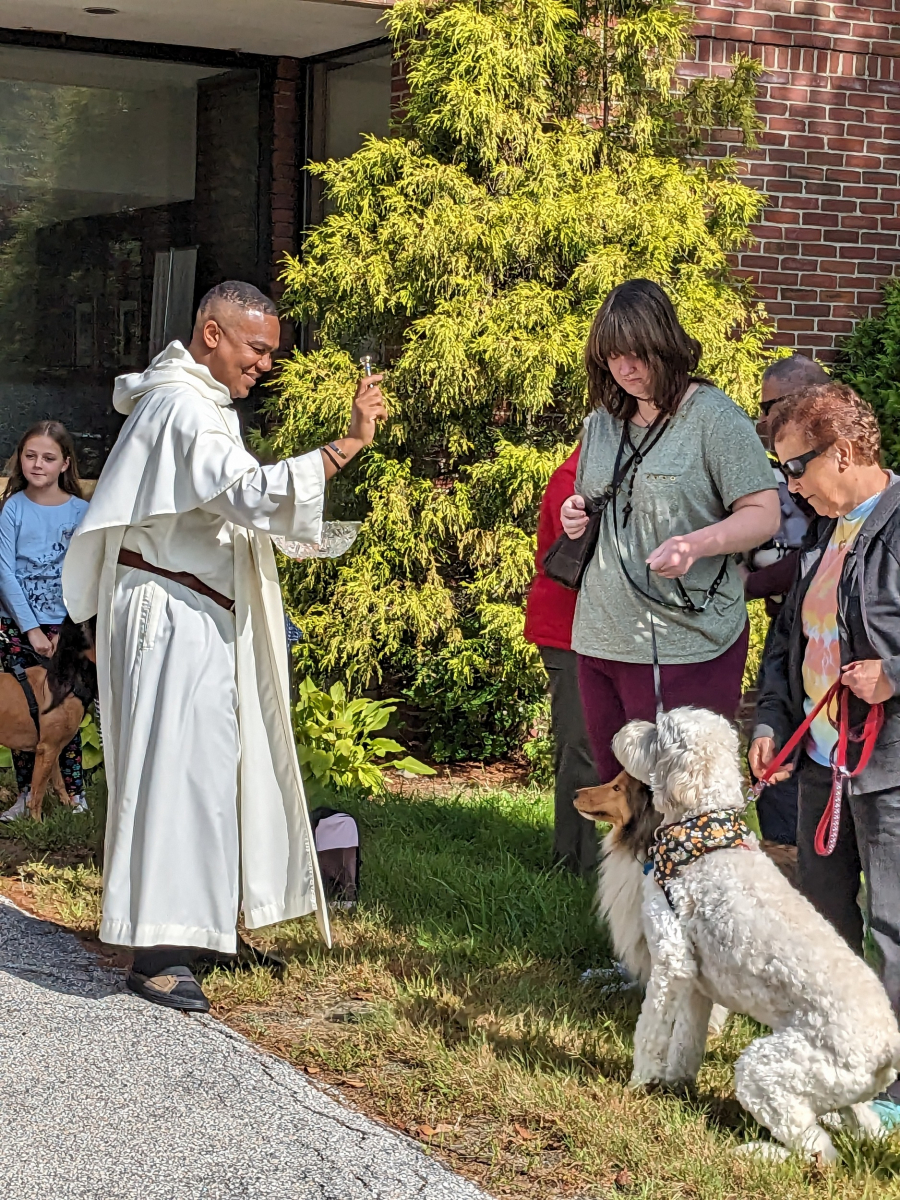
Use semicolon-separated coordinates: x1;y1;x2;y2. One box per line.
769;382;881;467
1;421;84;509
585;279;704;420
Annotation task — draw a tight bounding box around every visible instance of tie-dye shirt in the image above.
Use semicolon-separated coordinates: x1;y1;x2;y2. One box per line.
801;490;884;766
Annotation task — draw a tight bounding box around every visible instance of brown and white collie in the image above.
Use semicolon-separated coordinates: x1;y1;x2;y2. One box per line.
575;770;659;984
575;769;730;1034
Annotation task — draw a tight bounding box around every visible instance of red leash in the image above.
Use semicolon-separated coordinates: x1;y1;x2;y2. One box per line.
751;681;883;856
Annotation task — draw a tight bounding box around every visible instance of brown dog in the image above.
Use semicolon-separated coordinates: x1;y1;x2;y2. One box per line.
0;619;97;820
576;768;731;1035
575;770;659;860
574;770;660;983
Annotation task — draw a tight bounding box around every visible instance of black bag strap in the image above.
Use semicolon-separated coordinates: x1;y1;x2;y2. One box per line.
607;418;729;615
584;412;669;511
543;413;676;592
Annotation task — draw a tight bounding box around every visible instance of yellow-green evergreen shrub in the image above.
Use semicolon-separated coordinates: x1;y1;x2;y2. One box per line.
263;0;775;760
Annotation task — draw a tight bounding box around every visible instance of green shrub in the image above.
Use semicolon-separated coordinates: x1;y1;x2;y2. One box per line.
743;599;769;695
834;277;900;469
523;734;554;789
266;0;773;761
293;677;435;793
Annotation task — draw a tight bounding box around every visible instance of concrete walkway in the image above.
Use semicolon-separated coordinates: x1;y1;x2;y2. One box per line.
0;896;489;1200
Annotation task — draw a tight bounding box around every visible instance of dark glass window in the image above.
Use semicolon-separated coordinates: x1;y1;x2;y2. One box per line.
0;46;260;473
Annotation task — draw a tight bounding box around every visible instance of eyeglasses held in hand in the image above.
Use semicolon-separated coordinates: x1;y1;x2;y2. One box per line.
778;447;824;479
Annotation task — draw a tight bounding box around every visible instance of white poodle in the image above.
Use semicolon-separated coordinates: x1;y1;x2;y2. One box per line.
613;705;900;1162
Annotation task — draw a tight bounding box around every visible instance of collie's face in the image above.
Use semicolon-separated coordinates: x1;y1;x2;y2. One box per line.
575;770;644;827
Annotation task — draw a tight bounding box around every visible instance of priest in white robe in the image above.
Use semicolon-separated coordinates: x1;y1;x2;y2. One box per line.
62;280;385;1012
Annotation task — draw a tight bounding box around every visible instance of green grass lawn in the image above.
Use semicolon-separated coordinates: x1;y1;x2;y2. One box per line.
2;781;900;1198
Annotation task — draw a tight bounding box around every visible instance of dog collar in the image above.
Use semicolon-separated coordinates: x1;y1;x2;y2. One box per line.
652;809;754;905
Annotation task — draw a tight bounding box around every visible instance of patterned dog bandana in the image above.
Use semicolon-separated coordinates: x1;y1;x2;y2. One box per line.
653;809;754;906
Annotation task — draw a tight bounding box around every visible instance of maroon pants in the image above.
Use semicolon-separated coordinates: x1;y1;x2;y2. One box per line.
577;624;750;783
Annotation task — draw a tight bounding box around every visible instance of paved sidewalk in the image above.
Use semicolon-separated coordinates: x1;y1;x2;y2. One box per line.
0;897;489;1200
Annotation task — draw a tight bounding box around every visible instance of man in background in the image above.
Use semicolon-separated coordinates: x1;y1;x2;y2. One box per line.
742;353;830;870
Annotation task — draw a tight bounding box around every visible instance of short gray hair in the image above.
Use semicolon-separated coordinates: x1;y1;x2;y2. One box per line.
762;353;829;400
197;281;278;322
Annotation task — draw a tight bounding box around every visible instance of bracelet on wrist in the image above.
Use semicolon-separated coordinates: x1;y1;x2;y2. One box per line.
328;441;348;460
322;445;343;472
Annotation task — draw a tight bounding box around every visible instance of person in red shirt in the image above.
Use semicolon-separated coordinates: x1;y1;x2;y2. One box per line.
524;446;599;875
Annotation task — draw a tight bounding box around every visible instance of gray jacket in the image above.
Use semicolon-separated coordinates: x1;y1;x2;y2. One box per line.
754;478;900;794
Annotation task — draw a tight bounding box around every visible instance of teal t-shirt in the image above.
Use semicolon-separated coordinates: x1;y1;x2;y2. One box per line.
572;383;776;665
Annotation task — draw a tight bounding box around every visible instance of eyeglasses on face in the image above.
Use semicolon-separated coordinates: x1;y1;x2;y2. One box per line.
778;447;824;479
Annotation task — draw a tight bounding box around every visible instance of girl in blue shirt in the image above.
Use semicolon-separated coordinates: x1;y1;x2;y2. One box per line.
0;422;89;820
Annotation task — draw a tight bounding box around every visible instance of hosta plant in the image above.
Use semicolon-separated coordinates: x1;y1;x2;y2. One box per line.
293;676;435;793
80;710;103;773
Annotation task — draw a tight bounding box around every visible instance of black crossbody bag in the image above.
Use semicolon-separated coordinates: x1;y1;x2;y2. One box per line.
542;416;669;591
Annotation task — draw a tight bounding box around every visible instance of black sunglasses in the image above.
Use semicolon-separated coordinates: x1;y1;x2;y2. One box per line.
778;447;824;479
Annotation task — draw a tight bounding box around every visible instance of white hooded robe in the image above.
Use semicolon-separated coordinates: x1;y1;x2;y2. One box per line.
62;341;331;952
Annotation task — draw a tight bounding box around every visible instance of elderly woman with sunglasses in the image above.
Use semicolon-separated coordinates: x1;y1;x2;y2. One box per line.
751;382;900;1108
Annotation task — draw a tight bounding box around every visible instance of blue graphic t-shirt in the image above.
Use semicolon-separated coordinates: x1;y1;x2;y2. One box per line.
0;492;89;629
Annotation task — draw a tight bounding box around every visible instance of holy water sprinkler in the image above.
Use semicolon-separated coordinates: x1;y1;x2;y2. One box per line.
359;354;375;378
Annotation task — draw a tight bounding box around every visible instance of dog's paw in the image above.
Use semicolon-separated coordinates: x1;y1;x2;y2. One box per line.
836;1102;887;1140
627;1072;665;1092
707;1004;730;1037
663;1077;698;1096
797;1125;839;1164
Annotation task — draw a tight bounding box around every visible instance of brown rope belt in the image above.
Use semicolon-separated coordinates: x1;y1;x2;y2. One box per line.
117;549;235;613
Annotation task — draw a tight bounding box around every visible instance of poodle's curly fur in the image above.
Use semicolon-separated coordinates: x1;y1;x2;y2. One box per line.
613;705;900;1161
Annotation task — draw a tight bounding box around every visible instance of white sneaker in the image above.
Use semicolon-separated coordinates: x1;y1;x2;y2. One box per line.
70;793;88;814
0;790;29;822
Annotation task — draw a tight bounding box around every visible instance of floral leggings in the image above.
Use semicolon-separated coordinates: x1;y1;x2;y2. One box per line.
0;618;83;798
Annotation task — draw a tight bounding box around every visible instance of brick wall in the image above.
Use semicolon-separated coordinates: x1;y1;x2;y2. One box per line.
682;1;900;362
391;53;410;121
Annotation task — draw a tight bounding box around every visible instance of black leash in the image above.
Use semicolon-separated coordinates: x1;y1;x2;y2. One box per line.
605;414;730;718
649;610;664;717
10;658;48;740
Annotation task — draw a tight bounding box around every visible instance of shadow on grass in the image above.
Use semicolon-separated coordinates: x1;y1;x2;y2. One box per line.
398;987;634;1083
266;787;625;1044
343;788;606;967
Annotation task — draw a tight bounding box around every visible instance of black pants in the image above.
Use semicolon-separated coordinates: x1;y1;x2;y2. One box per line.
754;617;798;846
756;774;798;845
540;646;599;876
132;945;201;976
797;755;900;1020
